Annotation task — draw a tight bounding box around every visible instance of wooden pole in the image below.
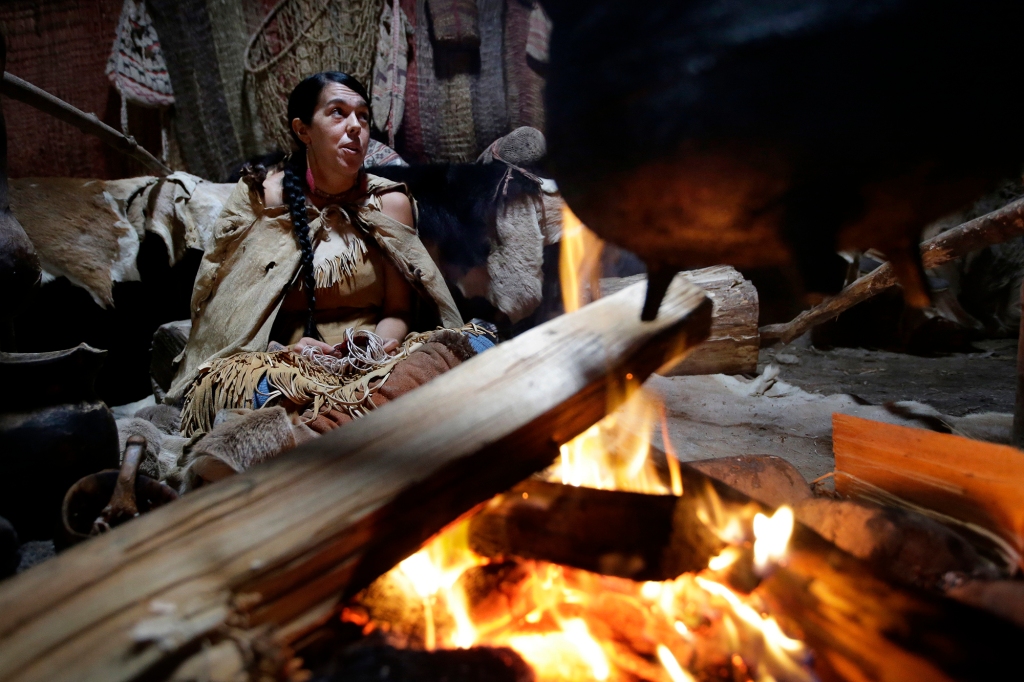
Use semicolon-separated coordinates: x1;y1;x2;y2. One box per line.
0;72;171;177
0;275;711;682
760;196;1024;346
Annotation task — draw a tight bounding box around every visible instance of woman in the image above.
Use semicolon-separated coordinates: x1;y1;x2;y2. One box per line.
168;72;466;436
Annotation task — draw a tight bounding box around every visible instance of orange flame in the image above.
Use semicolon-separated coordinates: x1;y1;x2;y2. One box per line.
559;206;605;313
358;373;810;682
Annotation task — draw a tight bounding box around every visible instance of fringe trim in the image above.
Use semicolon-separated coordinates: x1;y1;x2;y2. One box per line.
313;235;368;290
180;331;433;437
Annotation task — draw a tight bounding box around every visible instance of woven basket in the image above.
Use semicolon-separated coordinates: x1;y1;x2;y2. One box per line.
244;0;382;149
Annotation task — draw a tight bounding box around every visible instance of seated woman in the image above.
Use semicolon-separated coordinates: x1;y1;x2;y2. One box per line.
167;72;472;437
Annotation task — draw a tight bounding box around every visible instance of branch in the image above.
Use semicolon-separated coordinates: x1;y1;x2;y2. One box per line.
0;72;171;177
760;195;1024;346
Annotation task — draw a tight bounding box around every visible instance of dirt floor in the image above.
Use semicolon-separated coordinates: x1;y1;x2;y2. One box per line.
654;336;1018;482
759;337;1018;417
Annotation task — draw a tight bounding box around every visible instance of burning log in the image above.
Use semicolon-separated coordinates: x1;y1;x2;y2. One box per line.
760;196;1024;346
0;275;711;682
833;413;1024;571
468;469;1024;681
603;266;760;376
468;479;727;582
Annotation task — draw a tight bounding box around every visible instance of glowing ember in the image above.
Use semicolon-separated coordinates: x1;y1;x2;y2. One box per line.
753;506;795;573
510;619;611;681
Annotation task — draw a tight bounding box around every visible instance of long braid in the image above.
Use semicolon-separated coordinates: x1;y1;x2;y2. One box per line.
283;150;322;340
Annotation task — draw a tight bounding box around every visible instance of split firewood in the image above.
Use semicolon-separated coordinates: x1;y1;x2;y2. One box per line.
833;413;1024;571
603;265;760;376
689;455;812;508
0;72;171;176
760;195;1024;346
793;498;996;589
468;472;1024;682
945;579;1024;629
0;274;710;682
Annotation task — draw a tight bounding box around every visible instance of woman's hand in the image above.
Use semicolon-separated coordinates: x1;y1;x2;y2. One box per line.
382;338;400;354
289;337;342;356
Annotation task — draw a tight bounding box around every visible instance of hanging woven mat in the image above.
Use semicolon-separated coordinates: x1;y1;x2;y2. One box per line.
244;0;382;150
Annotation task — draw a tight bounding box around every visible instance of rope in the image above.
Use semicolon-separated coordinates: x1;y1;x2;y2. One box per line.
299;328;396;376
489;139;545;200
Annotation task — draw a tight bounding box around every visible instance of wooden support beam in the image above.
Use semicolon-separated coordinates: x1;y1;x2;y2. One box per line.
0;72;171;177
761;196;1024;346
833;413;1024;570
468;464;1024;682
0;275;711;682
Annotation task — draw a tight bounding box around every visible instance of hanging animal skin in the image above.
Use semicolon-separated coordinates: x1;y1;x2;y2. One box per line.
539;0;1024;318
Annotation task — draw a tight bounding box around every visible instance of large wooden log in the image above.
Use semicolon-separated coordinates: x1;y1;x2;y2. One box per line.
760;195;1024;346
603;266;760;376
468;468;1024;682
0;275;711;682
833;413;1024;570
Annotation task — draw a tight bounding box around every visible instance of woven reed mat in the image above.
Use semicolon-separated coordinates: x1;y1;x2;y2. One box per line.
206;0;269;158
504;0;546;132
471;0;509;151
244;0;383;152
0;0;122;178
414;0;477;162
426;0;479;48
149;0;243;181
395;0;427;162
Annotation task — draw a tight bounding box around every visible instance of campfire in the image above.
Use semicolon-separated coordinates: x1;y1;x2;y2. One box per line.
342;382;815;682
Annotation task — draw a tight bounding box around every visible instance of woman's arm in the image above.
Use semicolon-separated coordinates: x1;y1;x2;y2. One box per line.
377;192;416;351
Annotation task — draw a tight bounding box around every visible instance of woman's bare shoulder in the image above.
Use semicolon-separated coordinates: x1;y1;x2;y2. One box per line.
263;170;285;207
379;190;413;227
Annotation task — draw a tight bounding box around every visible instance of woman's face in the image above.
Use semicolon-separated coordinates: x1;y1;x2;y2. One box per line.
293;82;370;177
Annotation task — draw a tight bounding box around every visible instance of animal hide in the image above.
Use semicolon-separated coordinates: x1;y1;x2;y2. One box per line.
9;173;231;307
116;417;164;481
180;407;298;492
371;162;563;322
10;178;138;308
133;404;182;436
304;333;472;433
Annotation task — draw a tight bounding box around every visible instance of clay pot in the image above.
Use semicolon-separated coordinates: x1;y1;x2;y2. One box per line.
0;344;119;540
62;436;178;543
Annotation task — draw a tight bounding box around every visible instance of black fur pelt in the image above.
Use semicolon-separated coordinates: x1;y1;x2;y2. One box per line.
369;163;542;272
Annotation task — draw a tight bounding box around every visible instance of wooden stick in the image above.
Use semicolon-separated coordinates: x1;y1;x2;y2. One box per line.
603;266;760;376
0;72;171;177
469;466;1024;682
833;413;1024;570
0;275;711;682
760;196;1024;346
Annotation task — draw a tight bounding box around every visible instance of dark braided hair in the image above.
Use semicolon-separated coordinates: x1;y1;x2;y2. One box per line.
283;72;371;340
